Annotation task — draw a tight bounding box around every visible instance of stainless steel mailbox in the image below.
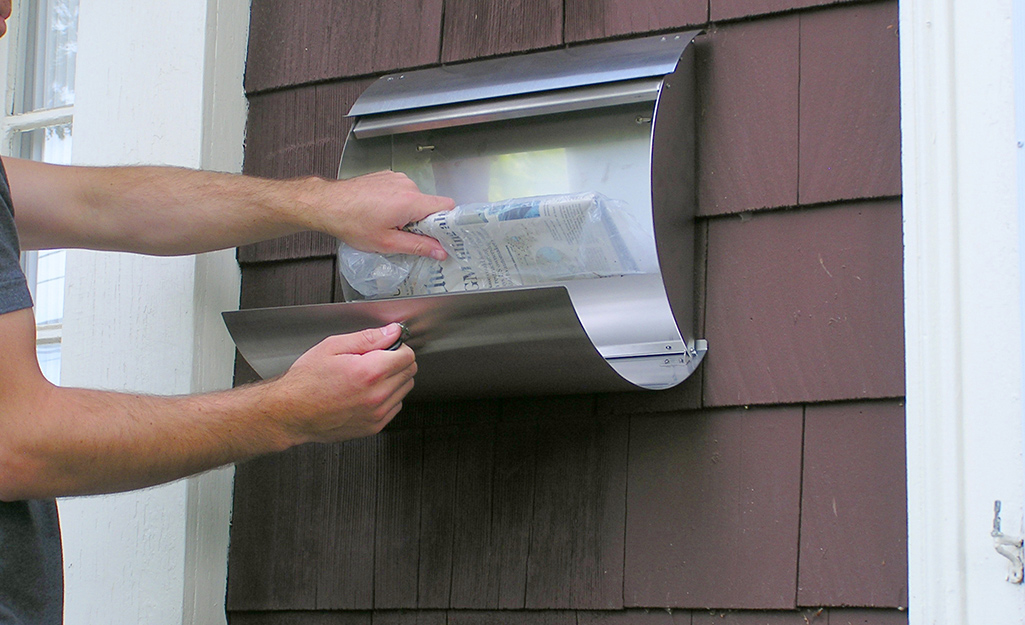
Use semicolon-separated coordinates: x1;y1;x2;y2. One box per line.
224;31;707;399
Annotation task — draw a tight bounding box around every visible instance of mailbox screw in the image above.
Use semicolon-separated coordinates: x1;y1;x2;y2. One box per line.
636;116;652;124
416;145;436;152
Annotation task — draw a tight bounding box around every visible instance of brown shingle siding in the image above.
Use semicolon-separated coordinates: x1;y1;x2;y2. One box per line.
446;612;577;625
245;0;444;94
624;407;804;609
826;608;909;625
698;1;901;217
525;407;628;609
440;0;564;62
229;612;374;625
373;429;425;608
798;1;902;204
711;0;865;22
696;16;801;216
702;200;904;407
226;610;908;624
798;400;908;608
228;440;380;611
243;85;319;180
692;611;814;625
564;0;707;42
239;257;336;309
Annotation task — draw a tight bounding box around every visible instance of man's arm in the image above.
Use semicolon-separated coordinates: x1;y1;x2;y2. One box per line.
0;307;416;500
5;158;453;258
0;157;450;501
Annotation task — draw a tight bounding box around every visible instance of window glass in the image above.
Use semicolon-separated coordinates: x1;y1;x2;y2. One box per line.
16;122;72;163
19;0;78;113
36;342;60;384
33;249;64;324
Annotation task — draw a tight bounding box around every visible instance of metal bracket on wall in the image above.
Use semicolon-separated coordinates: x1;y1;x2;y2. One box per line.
991;500;1024;584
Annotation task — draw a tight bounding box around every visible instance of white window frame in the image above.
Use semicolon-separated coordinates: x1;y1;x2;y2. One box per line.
0;0;75;146
1;104;73;148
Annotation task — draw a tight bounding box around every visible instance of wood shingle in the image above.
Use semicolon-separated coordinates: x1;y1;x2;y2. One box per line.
702;200;905;407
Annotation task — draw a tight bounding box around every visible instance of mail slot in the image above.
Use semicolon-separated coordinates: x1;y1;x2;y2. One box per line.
224;30;707;399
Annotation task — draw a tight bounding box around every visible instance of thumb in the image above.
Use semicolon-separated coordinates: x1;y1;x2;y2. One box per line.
324;323;404;355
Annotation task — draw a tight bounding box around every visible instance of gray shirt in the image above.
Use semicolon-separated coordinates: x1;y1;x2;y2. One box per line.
0;157;63;625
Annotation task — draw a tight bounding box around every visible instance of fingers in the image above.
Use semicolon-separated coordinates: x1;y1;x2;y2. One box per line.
383;229;448;261
350;358;416;435
375;374;415;420
341;170;454;259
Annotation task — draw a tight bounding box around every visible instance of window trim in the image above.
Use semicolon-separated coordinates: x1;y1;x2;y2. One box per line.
1;104;73;149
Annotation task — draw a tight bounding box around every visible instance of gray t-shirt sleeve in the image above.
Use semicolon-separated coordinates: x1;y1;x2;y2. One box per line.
0;157;32;315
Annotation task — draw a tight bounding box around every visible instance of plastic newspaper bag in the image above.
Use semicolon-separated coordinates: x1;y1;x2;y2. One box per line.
338;191;655;299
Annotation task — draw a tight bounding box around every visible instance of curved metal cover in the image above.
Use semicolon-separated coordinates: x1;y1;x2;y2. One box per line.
348;30;701;117
223;287;638;399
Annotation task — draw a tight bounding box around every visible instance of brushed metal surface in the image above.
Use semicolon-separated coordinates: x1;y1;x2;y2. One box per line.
349;31;701;117
224;287;637;398
352;78;663;139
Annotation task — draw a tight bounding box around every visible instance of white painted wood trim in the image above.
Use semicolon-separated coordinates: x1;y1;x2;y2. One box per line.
901;0;1025;622
57;1;249;624
0;104;73;131
183;1;250;623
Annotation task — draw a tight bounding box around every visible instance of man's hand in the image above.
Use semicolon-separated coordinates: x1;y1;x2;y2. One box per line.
0;0;11;38
266;323;416;445
303;170;454;261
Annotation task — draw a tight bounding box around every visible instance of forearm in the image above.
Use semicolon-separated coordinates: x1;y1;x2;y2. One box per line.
8;159;321;255
71;166;320;255
4;380;294;500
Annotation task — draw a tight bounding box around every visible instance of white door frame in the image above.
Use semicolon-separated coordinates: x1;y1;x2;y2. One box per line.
901;0;1025;621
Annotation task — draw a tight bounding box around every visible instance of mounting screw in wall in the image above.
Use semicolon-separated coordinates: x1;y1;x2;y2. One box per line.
991;500;1024;584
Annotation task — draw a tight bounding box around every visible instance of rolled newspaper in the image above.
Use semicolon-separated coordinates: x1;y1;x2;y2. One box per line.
338;191;652;299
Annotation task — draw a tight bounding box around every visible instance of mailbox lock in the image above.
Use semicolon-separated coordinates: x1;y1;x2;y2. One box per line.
385;322;411;351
